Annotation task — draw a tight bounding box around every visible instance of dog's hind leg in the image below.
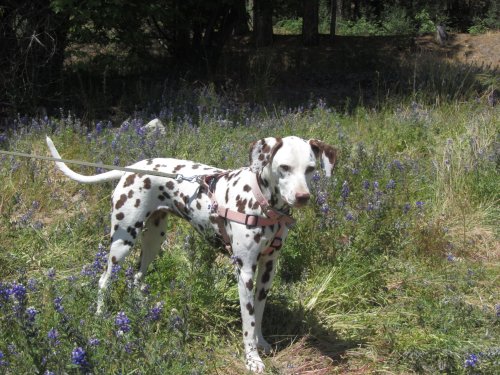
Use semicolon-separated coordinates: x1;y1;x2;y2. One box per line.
96;225;138;314
133;210;168;285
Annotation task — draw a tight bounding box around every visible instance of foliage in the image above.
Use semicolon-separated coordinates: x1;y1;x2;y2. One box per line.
0;78;498;372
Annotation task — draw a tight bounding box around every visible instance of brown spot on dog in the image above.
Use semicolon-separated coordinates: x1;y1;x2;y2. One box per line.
160;231;165;236
258;288;268;301
134;221;143;228
135;199;141;208
246;279;254;291
225;188;229;203
246;302;254;315
244;331;248;337
116;212;124;220
115;194;127;209
243;184;251;192
251;321;255;327
111;256;117;264
254;233;261;243
123;174;136;187
166;181;175;190
252;264;257;272
192;164;200;169
128;190;134;198
143;178;151;189
158;195;165;201
196;201;202;210
261;260;273;283
174;164;185;172
237;198;247;213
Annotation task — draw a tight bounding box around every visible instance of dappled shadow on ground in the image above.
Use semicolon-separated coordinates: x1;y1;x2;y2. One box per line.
260;296;364;373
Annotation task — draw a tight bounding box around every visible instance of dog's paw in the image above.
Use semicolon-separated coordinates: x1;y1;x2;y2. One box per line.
245;355;265;373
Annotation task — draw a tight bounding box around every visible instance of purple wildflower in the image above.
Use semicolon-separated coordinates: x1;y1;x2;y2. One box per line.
53;296;64;313
115;311;131;335
320;203;330;214
27;278;37;291
316;192;327;205
88;337;100;347
7;344;17;355
416;201;425;209
362;180;370;190
47;268;56;280
124;342;134;354
341;181;350;199
11;283;26;302
43;371;55;375
403;203;411;214
312;171;321;182
386;179;396;189
373;181;379;189
0;351;8;367
47;328;60;346
345;212;355;221
147;302;164;322
71;347;88;367
25;306;37;322
464;353;478;367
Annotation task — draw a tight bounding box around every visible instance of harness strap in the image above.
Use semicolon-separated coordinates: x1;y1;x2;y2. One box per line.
202;173;295;255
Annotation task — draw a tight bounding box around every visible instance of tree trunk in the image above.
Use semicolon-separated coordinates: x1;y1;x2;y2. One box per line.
253;0;273;47
234;0;250;35
330;0;337;39
303;0;319;46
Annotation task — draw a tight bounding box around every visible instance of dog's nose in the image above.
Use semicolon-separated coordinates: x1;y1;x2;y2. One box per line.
295;192;310;205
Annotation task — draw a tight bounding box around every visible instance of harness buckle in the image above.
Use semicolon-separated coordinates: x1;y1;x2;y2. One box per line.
244;215;259;227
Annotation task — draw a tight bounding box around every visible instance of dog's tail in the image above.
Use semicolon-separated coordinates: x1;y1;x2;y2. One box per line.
46;136;124;183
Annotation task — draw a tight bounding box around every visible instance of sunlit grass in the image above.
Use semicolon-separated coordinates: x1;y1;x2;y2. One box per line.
0;87;498;373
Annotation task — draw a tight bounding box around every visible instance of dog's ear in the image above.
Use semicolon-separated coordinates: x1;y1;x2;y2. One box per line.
309;139;337;177
249;137;283;173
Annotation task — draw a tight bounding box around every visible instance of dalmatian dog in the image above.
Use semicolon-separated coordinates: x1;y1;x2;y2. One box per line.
46;134;337;372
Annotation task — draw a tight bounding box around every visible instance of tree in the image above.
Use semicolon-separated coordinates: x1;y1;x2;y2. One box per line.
303;0;319;45
253;0;273;47
330;0;337;38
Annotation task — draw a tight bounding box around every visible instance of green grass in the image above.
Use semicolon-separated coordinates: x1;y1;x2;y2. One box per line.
0;91;499;374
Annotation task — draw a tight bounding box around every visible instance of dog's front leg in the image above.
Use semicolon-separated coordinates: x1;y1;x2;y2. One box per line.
234;254;265;373
253;250;279;354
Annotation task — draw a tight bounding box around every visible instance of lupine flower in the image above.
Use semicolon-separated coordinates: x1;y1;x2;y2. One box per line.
373;181;379;189
345;212;355;221
147;302;164;321
341;181;350;199
362;180;370;190
320;204;329;214
0;351;8;367
11;283;26;302
25;306;37;322
386;179;396;189
71;347;88;367
47;268;56;280
88;337;100;347
27;278;37;291
48;328;60;346
43;371;55;375
312;171;320;182
316;192;327;205
124;342;134;353
115;311;131;335
53;296;64;313
416;201;425;209
464;353;478;367
495;304;500;317
403;203;411;214
7;344;17;355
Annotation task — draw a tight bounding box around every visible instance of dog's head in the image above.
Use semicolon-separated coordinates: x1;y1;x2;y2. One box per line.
249;136;337;208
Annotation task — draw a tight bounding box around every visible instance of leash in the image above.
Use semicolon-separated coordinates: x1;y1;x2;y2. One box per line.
0;149;199;182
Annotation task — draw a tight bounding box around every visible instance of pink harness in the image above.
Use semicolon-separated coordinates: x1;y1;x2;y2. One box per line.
202;172;295;255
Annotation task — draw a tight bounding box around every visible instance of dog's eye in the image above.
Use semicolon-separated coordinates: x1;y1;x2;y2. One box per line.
306;166;316;174
280;165;291;172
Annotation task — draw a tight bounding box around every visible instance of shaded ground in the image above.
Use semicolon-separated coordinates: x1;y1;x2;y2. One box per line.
218;31;499;108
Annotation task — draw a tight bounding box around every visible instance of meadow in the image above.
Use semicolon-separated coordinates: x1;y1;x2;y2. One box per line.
0;81;498;374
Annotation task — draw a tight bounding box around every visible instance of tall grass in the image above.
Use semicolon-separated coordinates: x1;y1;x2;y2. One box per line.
0;80;498;373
